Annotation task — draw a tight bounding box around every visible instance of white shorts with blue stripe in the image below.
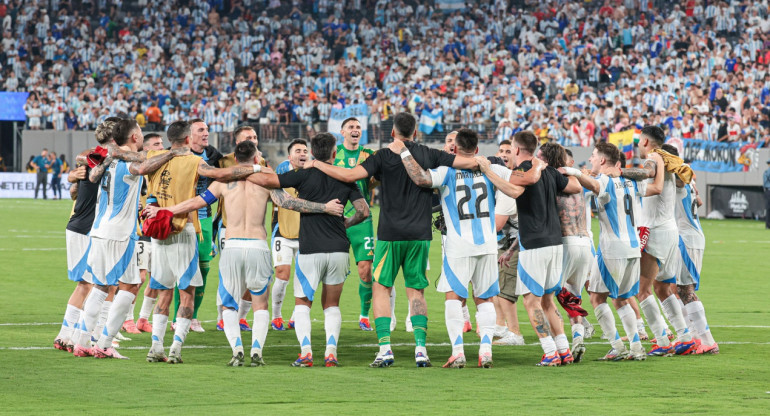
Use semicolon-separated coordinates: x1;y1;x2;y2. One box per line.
217;239;273;311
437;254;500;299
294;252;349;302
676;237;702;290
516;245;563;297
87;235;140;286
588;251;640;299
149;223;203;291
66;230;93;283
644;227;679;281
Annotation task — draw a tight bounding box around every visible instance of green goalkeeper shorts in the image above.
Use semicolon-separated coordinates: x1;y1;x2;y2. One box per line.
346;217;374;263
198;216;213;262
372;240;430;290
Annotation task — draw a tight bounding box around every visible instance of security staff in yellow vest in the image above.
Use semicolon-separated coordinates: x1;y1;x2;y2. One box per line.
144;120;263;364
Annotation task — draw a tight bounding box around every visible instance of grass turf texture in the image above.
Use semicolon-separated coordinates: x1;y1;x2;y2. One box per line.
1;199;769;414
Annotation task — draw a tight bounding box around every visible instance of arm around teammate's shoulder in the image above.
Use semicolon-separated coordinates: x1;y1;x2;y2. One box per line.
345;198;370;228
197;159;256;181
305;158;369;182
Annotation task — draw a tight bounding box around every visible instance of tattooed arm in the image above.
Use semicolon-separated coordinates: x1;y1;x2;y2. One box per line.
197;160;256;181
304;159;369;183
345;198;370;228
129;150;176;175
70;182;79;200
89;156;113;183
269;189;344;216
105;143;147;163
475;156;525;198
509;157;545;186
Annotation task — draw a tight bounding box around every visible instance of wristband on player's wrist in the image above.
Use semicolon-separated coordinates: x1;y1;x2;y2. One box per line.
400;149;411;159
563;167;582;177
252;164;261;173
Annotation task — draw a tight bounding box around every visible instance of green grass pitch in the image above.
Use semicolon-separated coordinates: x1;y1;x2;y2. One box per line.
0;199;769;414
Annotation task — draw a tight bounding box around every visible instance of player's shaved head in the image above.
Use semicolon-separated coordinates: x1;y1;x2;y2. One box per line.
235;140;257;163
167;121;191;144
310;133;337;162
392;112;416;139
513;130;538;155
640;125;665;148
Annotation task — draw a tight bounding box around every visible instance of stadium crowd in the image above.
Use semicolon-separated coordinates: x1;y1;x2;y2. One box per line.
3;0;770;146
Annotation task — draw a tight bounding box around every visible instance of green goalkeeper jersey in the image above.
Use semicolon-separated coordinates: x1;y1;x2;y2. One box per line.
334;144;374;217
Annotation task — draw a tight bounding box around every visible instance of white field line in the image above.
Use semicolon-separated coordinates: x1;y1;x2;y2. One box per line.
0;248;66;251
1;340;768;351
1;320;769;328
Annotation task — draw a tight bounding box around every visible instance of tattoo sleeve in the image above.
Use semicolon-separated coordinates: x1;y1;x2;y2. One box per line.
107;144;147;163
621;160;656;181
270;189;327;213
410;298;427;316
400;154;432;187
345;198;369;228
130;151;174;175
200;162;254;181
89;156;112;183
69;182;79;201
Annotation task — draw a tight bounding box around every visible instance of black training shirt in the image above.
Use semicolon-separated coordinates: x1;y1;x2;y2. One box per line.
360;140;455;241
278;166;364;254
514;161;568;250
66;178;100;235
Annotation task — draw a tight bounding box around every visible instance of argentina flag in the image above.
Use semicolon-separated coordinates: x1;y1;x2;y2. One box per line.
419;108;443;135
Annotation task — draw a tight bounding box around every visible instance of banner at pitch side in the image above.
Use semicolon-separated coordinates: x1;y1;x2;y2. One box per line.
710;185;766;219
0;173;72;198
328;104;369;145
682;139;760;173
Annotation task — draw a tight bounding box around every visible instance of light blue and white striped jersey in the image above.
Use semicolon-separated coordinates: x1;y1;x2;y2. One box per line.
676;181;705;249
593;174;642;259
429;165;510;257
91;160;143;241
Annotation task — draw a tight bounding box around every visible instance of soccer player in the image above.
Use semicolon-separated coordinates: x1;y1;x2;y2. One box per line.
145;140;342;366
537;143;594;363
124;133;166;335
567;142;647;361
269;139;309;331
478;131;582;366
53;149;99;352
393;128;539;368
214;125;266;332
334;117;378;331
620;126;697;356
251;133;367;367
306;112;478;367
141;121;262;363
663;145;719;354
79;119;184;359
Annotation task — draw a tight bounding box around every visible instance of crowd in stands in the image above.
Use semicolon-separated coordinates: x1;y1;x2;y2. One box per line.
2;0;770;146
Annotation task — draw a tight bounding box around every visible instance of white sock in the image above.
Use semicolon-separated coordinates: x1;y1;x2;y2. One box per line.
222;308;243;355
294;304;312;354
415;345;427;357
58;305;82;341
553;334;569;354
323;306;341;357
238;299;252;322
571;323;585;343
171;317;192;353
151;313;168;351
661;294;692;342
617;304;642;350
94;300;112;342
640;296;671;347
98;291;135;349
125;298;136;322
444;299;464;356
216;295;223;322
637;318;646;332
595;302;623;350
538;336;557;356
678;297;688;322
251;309;269;357
476;302;495;355
461;304;471;323
685;301;716;346
138;296;156;320
271;279;289;319
77;289;108;347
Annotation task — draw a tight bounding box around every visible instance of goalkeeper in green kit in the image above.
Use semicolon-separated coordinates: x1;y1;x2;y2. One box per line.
334;117;377;330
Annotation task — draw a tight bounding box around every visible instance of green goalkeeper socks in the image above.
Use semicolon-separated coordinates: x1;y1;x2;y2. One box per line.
375;317;392;345
411;315;428;347
359;278;372;317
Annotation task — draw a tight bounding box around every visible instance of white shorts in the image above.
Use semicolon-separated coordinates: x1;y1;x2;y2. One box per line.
676;237;702;290
66;230;92;283
438;254;500;299
87;236;140;286
516;245;564;297
294;252;350;301
644;227;679;280
561;236;593;297
272;236;299;267
588;251;640;299
136;238;151;271
218;239;273;311
150;223;203;291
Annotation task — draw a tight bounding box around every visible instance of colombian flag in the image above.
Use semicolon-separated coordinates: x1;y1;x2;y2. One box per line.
609;128;639;167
